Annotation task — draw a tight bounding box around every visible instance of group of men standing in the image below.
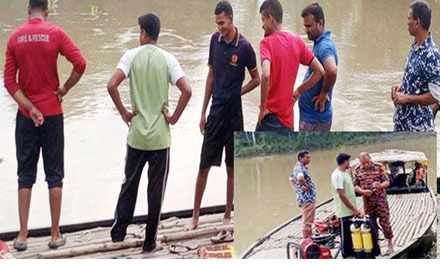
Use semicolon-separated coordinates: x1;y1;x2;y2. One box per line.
290;151;394;258
3;0;439;257
3;0;338;252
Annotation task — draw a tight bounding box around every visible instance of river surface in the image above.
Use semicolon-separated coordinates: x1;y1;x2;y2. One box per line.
0;0;439;233
234;136;437;255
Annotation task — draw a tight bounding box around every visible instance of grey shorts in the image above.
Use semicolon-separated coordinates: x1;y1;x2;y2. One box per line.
299;120;332;132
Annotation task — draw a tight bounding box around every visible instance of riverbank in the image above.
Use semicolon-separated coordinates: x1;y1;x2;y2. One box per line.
234;132;435;158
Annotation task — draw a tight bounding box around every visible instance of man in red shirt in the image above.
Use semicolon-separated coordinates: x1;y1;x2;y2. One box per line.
257;0;324;131
3;0;86;251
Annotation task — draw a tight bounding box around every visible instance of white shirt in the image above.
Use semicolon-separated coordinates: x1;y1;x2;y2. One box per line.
116;45;185;86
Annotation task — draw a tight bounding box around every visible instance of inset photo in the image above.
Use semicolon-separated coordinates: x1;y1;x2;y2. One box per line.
234;132;437;259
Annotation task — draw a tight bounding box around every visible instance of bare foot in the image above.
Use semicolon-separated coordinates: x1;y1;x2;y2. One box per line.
16;232;27;244
50;229;62;242
143;241;163;253
184;218;198;231
223;217;231;226
384;247;395;256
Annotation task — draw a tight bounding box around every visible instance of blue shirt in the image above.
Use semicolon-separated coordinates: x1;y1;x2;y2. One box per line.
299;31;338;124
394;33;440;132
208;29;257;120
290;162;316;206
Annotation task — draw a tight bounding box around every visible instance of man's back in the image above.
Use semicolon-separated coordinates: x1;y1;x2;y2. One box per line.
117;44;184;151
260;31;314;128
4;18;86;117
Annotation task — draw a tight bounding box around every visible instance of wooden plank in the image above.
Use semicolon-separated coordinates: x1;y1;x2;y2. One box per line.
243;192;435;259
7;212;233;259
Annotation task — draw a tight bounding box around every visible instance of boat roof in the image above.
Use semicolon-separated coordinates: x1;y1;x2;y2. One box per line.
350;149;428;167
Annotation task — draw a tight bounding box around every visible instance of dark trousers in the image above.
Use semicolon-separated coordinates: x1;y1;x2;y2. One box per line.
111;146;170;248
255;113;293;132
340;216;355;258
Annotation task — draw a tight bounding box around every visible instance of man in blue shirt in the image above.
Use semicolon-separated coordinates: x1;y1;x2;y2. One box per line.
299;3;338;132
392;1;440;131
290;150;316;239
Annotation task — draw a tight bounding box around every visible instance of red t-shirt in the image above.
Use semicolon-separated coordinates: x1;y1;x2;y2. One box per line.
260;31;314;128
4;18;86;117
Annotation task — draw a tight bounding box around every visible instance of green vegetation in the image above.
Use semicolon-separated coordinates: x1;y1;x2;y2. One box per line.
425;241;437;259
48;0;58;12
234;132;435;157
90;4;102;16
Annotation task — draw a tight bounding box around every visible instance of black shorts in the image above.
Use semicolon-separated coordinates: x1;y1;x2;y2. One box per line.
199;115;243;169
15;111;64;190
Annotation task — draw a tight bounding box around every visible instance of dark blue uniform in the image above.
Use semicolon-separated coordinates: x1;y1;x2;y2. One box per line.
200;29;257;169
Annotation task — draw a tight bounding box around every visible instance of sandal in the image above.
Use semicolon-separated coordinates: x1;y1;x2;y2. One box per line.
48;235;66;249
210;231;233;243
13;238;27;251
168;243;198;254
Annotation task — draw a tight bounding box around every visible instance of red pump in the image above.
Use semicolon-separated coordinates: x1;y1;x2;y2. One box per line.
0;240;14;259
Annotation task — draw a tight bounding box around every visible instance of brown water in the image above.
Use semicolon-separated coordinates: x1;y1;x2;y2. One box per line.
234;136;437;255
0;0;439;232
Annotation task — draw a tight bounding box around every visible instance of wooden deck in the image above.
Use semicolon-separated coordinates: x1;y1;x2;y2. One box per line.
6;213;233;259
242;192;436;259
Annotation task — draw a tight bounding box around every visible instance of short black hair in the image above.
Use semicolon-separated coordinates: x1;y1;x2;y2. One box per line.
29;0;48;11
297;150;310;160
410;1;431;31
138;13;161;41
336;153;351;165
301;3;325;26
215;1;233;16
259;0;283;24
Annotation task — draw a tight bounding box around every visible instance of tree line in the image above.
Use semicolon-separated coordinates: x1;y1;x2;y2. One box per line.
234;132;434;157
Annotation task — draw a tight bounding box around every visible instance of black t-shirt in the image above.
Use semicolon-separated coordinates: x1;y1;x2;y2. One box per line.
208;29;257;120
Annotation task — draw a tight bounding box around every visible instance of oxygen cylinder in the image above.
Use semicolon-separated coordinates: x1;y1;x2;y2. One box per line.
361;222;374;259
350;222;364;259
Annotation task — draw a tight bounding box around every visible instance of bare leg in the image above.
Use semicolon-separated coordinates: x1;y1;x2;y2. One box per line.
224;167;233;225
17;188;32;243
187;167;210;230
49;187;62;241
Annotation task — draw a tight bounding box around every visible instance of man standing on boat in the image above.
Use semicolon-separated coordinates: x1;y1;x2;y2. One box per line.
299;3;338;132
107;13;192;252
290;150;316;239
392;1;440;131
330;153;360;258
187;1;260;241
354;153;394;256
257;0;324;131
4;0;86;251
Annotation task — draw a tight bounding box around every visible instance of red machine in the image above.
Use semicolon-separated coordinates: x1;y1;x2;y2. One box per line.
297;238;332;259
287;215;341;259
0;240;14;259
315;215;340;235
